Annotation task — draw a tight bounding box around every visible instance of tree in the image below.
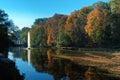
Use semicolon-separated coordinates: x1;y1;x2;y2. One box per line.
46;14;68;46
0;9;20;48
93;1;110;11
110;0;120;14
0;9;10;52
20;27;30;46
57;28;72;47
65;6;93;47
110;14;120;46
30;26;47;47
8;20;19;33
32;18;48;27
85;3;111;46
8;20;20;46
110;0;120;46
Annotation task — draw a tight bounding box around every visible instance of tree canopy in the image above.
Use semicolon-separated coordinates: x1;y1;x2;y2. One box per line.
18;0;120;48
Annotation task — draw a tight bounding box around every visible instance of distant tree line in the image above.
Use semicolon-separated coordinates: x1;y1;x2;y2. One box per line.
19;0;120;48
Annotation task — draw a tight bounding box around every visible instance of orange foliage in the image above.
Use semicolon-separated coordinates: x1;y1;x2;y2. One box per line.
46;14;67;45
47;26;53;45
85;8;109;37
65;7;93;45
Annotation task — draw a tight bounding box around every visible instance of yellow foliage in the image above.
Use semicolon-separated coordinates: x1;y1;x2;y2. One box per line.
85;8;109;36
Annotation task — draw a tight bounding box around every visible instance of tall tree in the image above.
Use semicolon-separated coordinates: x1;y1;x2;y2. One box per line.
31;26;47;47
57;28;72;47
20;27;30;46
65;6;93;47
0;9;10;52
110;0;120;46
46;14;68;46
85;2;111;46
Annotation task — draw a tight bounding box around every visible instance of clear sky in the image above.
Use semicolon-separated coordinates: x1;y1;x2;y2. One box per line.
0;0;108;29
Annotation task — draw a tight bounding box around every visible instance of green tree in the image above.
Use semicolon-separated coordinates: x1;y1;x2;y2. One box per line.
32;18;48;27
0;9;10;52
110;0;120;14
93;1;110;11
8;20;19;46
110;0;120;46
20;27;30;46
31;26;47;47
110;14;120;46
57;28;72;47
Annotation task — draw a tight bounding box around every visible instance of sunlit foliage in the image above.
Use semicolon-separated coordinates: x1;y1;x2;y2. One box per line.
21;0;120;48
46;14;68;46
65;6;93;46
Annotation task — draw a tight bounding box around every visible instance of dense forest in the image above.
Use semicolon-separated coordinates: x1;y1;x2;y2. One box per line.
15;0;120;48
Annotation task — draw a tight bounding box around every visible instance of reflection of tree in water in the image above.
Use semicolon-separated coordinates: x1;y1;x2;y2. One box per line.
30;49;120;80
0;49;24;80
31;48;47;72
30;49;86;80
47;50;68;80
85;67;100;80
9;47;28;61
65;61;89;80
30;49;67;79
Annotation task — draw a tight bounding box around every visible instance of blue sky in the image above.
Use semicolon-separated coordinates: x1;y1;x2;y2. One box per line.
0;0;108;29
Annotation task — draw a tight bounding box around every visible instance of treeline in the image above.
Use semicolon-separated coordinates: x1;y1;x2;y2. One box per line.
20;0;120;48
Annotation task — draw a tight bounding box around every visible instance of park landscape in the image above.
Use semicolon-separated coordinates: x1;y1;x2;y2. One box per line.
0;0;120;80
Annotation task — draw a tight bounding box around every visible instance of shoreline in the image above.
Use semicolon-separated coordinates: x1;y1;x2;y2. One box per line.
53;51;120;77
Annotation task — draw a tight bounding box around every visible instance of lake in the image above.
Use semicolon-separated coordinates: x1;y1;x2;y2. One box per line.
8;47;120;80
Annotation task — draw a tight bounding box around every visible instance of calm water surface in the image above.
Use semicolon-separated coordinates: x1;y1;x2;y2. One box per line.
8;47;120;80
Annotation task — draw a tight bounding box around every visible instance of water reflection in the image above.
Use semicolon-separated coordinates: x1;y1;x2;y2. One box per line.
0;47;24;80
9;48;120;80
85;67;100;80
27;49;31;65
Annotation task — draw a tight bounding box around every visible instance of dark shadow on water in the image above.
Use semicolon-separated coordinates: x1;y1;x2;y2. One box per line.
0;47;24;80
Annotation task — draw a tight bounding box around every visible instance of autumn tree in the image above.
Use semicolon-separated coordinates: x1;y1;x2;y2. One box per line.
65;6;93;47
46;14;68;46
85;2;111;46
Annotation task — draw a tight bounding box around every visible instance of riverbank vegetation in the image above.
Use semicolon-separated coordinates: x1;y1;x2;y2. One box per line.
2;0;119;49
18;0;119;48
